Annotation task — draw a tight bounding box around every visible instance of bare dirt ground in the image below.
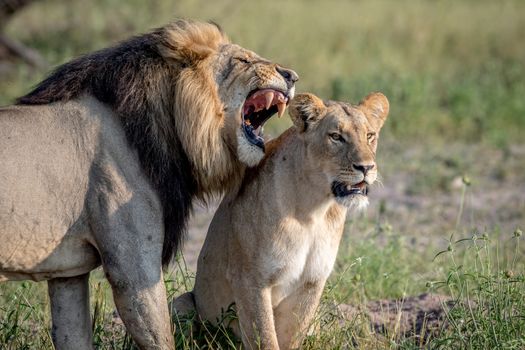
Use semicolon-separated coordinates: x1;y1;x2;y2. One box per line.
337;293;454;341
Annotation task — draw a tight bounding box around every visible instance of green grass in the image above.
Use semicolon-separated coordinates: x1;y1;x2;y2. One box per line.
1;0;524;348
2;0;525;145
1;183;524;349
0;282;52;349
427;230;525;349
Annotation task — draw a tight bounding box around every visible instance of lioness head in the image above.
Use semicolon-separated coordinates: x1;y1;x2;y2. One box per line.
163;20;298;168
289;92;389;210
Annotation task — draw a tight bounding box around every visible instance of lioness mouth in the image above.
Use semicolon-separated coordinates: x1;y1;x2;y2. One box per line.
242;89;288;150
331;181;368;197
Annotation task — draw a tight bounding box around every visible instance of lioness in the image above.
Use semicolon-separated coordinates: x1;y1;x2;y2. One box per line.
0;20;297;350
175;92;389;349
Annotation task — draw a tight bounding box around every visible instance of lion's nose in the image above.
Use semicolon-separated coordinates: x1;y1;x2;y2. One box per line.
353;163;374;175
276;66;299;87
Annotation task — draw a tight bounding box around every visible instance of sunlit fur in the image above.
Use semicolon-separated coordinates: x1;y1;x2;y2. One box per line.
3;20;296;348
335;195;369;212
173;92;389;349
288;92;389;211
17;19;296;265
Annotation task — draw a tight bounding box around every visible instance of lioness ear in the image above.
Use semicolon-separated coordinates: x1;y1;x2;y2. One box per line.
359;92;389;129
289;93;327;132
159;20;229;65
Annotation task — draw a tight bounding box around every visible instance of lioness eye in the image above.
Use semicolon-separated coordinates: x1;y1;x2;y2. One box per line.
330;133;343;142
367;133;376;143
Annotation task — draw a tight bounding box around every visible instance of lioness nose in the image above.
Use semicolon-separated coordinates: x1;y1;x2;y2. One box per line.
276;66;299;86
353;164;374;175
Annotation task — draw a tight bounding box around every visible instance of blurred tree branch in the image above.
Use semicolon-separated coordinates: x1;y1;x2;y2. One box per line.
1;0;34;18
0;0;48;68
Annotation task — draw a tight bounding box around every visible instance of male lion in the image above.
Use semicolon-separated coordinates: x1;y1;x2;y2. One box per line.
174;92;389;349
0;20;297;350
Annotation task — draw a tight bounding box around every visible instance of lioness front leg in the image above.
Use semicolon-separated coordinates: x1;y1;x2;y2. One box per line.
233;281;279;350
273;281;325;350
48;273;93;350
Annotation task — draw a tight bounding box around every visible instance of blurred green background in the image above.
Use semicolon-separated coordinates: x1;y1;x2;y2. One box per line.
2;0;525;146
1;1;525;348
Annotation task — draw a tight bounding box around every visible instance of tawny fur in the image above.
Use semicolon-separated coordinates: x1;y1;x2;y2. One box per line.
1;19;297;350
173;92;389;349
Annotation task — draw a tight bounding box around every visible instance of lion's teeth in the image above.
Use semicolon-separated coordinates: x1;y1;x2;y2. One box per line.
277;102;286;117
264;91;274;110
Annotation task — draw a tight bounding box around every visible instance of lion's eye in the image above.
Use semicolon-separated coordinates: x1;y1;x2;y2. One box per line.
234;57;251;64
329;133;343;142
367;133;376;144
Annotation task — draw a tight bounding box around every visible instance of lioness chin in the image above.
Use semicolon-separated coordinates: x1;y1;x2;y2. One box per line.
173;92;390;349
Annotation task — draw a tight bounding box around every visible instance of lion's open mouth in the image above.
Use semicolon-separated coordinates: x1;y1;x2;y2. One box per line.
331;181;368;197
242;88;289;150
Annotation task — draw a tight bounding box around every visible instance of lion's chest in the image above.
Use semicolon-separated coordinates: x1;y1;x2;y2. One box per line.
268;218;342;307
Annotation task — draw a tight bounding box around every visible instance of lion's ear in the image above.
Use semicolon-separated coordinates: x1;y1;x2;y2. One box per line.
358;92;389;129
288;93;327;132
159;20;229;65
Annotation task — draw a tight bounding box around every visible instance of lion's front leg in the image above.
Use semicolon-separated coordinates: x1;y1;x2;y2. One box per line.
105;261;173;350
88;187;174;349
95;230;173;350
48;273;93;350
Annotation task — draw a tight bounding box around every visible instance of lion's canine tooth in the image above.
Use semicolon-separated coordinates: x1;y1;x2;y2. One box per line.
264;91;274;110
277;101;286;117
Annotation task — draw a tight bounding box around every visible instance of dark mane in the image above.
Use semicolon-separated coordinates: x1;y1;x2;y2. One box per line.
17;29;196;267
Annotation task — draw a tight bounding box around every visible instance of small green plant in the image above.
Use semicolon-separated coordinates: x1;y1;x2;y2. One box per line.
0;282;52;349
427;228;525;349
425;177;525;349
